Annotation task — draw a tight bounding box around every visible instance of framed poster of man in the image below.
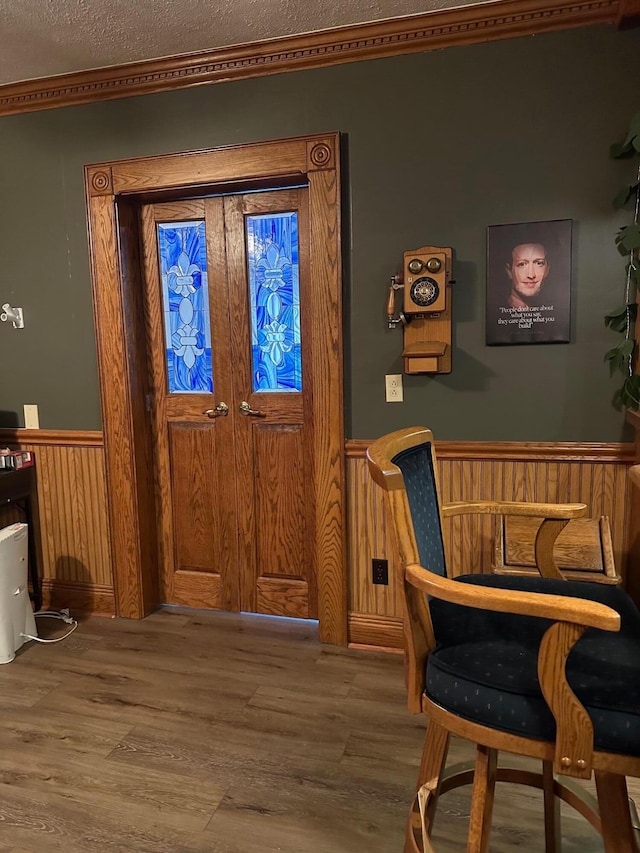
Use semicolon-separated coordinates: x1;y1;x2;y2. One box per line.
486;219;572;345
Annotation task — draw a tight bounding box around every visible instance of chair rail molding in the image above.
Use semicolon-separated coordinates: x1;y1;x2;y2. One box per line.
346;439;635;461
0;429;103;447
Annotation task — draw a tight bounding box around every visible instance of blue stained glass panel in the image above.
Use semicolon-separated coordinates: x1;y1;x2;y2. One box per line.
157;221;213;394
246;212;302;392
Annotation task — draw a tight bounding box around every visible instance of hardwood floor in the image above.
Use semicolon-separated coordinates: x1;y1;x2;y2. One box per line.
0;607;636;852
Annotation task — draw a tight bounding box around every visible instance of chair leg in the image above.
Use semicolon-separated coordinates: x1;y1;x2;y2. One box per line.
542;760;561;853
404;720;450;853
595;772;639;853
467;745;498;853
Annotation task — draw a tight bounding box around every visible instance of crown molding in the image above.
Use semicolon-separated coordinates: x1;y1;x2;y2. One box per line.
0;0;619;117
617;0;640;27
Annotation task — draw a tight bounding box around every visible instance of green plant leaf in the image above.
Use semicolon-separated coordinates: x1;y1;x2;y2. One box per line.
624;113;640;151
613;186;633;209
604;338;635;376
613;375;640;411
611;140;636;159
621;374;640;410
605;347;624;376
606;113;640;409
605;304;627;320
611;112;640;158
617;225;640;252
607;317;627;333
605;303;637;331
629;111;640;138
613;182;640;210
620;339;635;357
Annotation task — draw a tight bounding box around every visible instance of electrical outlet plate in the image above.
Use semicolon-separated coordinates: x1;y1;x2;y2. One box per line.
23;404;39;429
372;558;389;585
385;374;403;403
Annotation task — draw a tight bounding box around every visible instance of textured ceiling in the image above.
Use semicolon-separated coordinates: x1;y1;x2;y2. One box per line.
0;0;482;87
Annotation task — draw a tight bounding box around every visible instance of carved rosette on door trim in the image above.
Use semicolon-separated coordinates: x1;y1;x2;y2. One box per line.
87;166;114;196
307;139;335;172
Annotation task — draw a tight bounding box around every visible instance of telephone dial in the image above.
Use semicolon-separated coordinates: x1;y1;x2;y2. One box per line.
387;246;453;374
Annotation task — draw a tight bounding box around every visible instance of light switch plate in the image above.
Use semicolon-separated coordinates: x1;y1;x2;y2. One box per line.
24;404;39;429
385;374;403;403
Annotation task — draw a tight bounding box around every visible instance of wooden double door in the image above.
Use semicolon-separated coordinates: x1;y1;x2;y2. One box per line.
140;188;317;619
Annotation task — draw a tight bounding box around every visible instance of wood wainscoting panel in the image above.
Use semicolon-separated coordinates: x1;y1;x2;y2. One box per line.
346;440;634;635
347;448;403;620
0;430;632;638
0;429;114;615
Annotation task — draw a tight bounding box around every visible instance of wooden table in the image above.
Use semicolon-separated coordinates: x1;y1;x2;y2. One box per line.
0;465;42;612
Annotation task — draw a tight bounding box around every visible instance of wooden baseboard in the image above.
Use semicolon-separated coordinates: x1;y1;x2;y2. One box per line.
348;612;405;651
40;579;115;617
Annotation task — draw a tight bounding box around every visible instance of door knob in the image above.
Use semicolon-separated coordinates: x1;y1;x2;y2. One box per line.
239;401;266;418
203;402;229;418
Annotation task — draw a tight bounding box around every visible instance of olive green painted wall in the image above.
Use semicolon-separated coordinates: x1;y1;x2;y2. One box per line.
0;25;638;439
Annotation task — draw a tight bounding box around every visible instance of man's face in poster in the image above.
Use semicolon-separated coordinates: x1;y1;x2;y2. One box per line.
506;243;550;305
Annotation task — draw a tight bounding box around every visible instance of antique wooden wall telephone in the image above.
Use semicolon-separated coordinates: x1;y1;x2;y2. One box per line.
387;245;453;374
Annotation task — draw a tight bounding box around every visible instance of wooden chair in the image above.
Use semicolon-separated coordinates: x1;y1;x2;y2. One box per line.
366;426;640;853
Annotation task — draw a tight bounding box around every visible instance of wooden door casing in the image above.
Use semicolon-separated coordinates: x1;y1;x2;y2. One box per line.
86;133;346;643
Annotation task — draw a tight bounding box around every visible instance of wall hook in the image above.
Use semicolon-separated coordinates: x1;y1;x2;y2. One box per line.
0;304;24;329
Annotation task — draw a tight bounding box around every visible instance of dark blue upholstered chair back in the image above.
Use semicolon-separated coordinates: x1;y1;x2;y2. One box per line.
391;441;446;577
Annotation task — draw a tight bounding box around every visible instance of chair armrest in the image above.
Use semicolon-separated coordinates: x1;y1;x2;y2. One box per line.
405;563;620;631
441;500;587;519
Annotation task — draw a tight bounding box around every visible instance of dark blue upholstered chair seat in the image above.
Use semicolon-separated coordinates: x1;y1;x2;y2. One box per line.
427;574;640;756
